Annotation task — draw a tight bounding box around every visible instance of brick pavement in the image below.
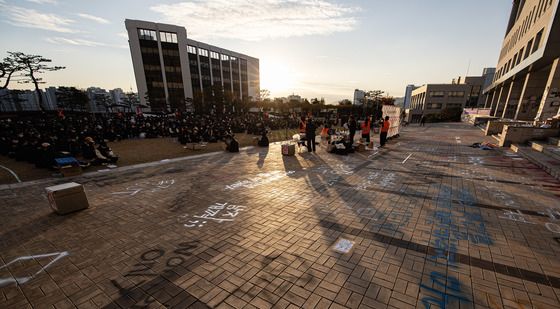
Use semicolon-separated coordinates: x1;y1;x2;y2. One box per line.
1;122;559;309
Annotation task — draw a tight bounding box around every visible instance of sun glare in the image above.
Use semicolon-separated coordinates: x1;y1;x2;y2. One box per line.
260;60;298;96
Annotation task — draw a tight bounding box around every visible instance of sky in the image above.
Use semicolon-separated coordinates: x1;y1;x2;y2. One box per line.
0;0;512;104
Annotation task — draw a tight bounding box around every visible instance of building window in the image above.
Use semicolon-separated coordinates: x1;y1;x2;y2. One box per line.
427;103;442;109
198;48;208;57
221;54;229;61
138;28;156;41
517;47;524;65
525;39;533;59
210;51;220;59
429;91;445;97
160;31;178;43
187;45;197;54
448;91;465;97
532;29;543;53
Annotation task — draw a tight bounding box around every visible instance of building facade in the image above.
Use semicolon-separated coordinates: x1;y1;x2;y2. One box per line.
403;85;417;109
353;89;366;105
410;69;493;117
410;84;471;117
484;0;560;121
125;19;260;112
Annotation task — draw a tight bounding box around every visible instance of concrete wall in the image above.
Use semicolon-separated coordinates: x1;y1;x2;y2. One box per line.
485;120;531;135
499;125;560;146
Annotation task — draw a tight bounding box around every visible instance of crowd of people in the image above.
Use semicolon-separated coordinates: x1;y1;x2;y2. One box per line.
0;112;299;170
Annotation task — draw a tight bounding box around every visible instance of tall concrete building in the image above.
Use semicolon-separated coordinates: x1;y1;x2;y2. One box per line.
125;19;260;112
484;0;560;121
403;85;417;109
353;89;366;105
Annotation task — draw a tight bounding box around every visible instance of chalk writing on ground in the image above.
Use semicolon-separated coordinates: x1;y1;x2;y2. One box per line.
225;171;294;190
111;179;175;196
0;251;69;287
178;202;246;228
420;187;493;308
111;241;198;307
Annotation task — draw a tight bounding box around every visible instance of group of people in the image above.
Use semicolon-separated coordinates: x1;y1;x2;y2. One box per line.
296;114;392;154
0;112;298;169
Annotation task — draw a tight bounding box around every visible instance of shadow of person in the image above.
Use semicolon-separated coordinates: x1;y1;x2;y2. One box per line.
256;148;269;169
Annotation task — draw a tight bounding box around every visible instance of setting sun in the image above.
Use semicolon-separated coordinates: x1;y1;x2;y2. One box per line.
259;59;299;97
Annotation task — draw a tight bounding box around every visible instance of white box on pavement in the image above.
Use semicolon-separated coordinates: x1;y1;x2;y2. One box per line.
45;182;89;215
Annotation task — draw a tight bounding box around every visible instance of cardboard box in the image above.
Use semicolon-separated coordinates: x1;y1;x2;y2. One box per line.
354;144;365;152
282;144;295;156
45;182;89;215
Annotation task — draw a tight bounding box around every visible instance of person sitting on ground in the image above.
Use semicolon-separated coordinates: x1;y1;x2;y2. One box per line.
224;134;239;153
258;130;269;147
97;140;119;163
82;137;111;165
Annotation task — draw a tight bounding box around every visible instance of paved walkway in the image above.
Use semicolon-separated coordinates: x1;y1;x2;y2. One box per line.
1;123;559;309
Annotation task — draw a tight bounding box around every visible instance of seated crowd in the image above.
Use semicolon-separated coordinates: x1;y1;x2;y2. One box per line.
0;112;298;170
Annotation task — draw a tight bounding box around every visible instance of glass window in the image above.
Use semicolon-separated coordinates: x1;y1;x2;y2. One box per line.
138;28;156;41
210;51;220;59
187;45;197;54
160;32;177;43
532;29;543;53
221;54;229;61
449;91;465;97
198;48;208;57
429;91;445;97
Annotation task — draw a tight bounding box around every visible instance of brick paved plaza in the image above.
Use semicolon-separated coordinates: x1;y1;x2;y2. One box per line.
1;123;560;309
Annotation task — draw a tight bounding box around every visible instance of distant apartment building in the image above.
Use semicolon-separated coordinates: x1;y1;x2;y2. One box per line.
125;19;260;112
410;69;494;118
353;89;366;105
483;0;559;121
403;85;417;109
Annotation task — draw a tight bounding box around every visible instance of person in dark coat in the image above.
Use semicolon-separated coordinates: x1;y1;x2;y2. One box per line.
348;115;357;144
305;116;317;153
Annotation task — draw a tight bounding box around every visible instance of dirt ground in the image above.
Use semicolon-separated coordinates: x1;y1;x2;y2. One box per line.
0;129;299;185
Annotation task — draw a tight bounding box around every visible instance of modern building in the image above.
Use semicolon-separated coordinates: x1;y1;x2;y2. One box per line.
353;89;366;105
125;19;260;112
483;0;560;121
410;69;493;119
403;85;417;109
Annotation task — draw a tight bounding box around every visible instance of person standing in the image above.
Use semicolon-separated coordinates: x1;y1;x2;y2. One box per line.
361;116;371;143
348;115;357;144
420;115;426;127
380;116;390;147
305;116;317;153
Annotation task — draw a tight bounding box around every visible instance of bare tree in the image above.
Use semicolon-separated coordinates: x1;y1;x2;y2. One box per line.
12;52;65;111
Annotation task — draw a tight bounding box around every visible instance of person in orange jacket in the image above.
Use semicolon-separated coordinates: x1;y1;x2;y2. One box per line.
361;116;371;143
380;116;390;147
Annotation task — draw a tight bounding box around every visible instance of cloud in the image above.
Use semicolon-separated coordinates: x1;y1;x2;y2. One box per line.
150;0;360;41
45;37;106;47
0;2;75;33
77;13;110;24
117;31;129;39
25;0;57;4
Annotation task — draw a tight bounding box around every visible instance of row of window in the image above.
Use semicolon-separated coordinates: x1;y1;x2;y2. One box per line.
161;32;178;43
500;0;553;61
494;28;543;82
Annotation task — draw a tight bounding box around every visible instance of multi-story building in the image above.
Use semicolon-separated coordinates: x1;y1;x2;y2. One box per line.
125;19;260;112
483;0;559;121
403;85;417;109
410;69;493;118
353;89;366;105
